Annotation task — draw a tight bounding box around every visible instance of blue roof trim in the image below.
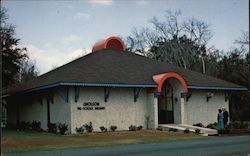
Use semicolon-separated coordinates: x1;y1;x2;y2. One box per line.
188;86;248;91
60;82;157;88
21;82;157;94
22;82;61;93
20;83;247;94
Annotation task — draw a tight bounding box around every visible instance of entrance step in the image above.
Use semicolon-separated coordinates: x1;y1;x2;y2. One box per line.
158;124;218;136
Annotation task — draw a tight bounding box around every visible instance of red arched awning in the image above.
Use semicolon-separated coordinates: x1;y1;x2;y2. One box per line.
153;72;188;93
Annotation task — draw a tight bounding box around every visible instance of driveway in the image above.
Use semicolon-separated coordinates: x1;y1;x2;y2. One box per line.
6;135;250;156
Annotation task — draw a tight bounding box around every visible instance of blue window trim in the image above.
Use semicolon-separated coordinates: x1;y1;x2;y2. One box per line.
187;86;248;91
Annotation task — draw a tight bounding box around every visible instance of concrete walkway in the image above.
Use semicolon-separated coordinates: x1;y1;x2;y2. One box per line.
5;135;250;156
158;124;218;135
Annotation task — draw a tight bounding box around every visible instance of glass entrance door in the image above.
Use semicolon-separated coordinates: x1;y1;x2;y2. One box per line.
158;82;174;124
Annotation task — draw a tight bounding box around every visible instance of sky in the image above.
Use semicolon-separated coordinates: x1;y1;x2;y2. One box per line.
3;0;249;75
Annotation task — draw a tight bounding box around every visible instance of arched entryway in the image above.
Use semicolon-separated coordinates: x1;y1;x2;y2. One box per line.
158;81;174;124
153;72;188;124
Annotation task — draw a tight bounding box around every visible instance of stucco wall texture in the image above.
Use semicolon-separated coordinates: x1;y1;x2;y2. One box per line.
70;87;151;133
184;90;229;126
19;88;71;130
16;84;228;133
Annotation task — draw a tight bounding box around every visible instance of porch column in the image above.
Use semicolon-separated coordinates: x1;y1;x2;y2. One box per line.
180;97;185;124
153;94;158;128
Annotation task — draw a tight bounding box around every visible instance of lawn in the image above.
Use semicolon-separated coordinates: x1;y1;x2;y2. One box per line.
2;129;203;153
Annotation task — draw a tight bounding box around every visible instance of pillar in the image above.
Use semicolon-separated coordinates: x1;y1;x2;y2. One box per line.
153;95;158;128
180;97;185;124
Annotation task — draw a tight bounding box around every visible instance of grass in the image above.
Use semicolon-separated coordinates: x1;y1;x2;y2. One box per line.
2;129;204;153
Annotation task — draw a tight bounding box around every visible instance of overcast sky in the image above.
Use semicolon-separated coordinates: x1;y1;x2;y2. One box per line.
3;0;249;75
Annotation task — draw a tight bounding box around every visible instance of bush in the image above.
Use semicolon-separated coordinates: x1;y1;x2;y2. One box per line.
100;126;107;132
110;125;117;132
129;125;137;131
195;128;201;134
48;123;57;133
58;123;68;135
206;123;216;129
157;127;162;131
137;125;143;131
83;122;93;133
18;121;31;131
168;128;178;132
31;121;41;131
231;121;240;129
75;127;84;134
240;121;249;129
184;128;190;133
229;121;249;130
193;123;204;127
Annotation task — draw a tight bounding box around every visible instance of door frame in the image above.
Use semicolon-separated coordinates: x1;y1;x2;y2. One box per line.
158;81;174;124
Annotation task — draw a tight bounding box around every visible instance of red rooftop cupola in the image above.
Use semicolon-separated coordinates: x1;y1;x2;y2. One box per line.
92;36;126;52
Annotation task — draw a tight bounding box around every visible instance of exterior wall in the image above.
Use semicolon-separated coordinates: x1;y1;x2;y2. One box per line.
184;90;229;126
7;84;228;133
50;89;72;131
19;99;48;130
7;103;17;125
159;78;229;126
18;88;71;131
70;87;150;133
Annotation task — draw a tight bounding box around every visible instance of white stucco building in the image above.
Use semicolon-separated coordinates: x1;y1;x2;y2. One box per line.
4;36;247;133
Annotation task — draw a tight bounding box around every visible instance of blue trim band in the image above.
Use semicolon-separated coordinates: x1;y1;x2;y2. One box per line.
20;83;247;94
22;82;157;94
60;82;157;88
188;86;248;91
27;82;61;92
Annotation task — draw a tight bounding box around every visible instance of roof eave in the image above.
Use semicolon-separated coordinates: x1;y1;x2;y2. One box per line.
188;85;248;91
8;82;157;95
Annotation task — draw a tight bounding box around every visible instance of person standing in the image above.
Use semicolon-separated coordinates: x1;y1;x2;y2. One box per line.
217;109;224;129
223;108;229;127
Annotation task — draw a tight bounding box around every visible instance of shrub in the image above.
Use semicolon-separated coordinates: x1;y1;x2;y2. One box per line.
58;123;68;135
184;128;190;133
240;121;249;129
173;128;178;132
31;121;41;131
157;127;162;131
129;125;137;131
193;123;204;127
195;128;201;134
232;121;240;129
19;121;31;131
137;125;143;131
48;123;57;133
110;125;117;132
168;128;174;132
100;126;107;132
83;122;93;133
75;127;84;134
206;123;216;129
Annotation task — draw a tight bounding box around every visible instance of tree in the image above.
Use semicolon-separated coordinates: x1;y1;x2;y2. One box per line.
1;8;38;89
18;60;38;83
216;32;250;121
150;35;200;69
126;10;214;73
